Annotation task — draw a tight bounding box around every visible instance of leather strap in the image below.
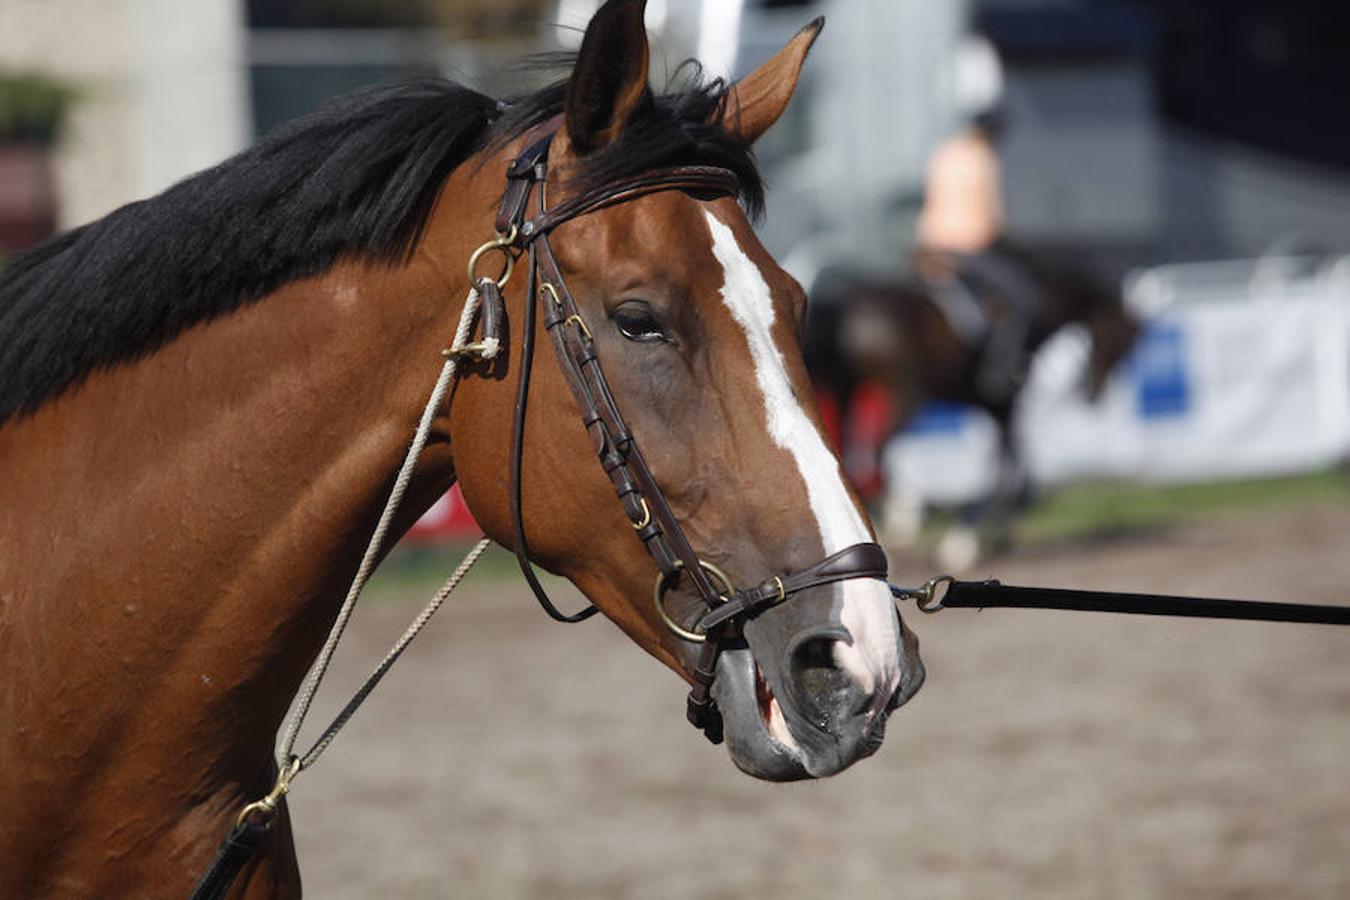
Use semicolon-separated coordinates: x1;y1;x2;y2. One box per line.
189;821;270;900
696;543;889;632
534;231;723;601
522;166;742;239
503;138;739;625
508;229;599;623
494;134;551;234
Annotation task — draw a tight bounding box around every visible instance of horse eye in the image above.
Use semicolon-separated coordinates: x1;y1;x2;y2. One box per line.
611;303;667;343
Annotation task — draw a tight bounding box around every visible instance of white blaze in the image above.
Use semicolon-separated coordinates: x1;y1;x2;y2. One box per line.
703;211;900;705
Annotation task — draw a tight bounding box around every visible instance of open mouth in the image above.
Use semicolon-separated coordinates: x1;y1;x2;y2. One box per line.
754;656;803;753
755;659;773;725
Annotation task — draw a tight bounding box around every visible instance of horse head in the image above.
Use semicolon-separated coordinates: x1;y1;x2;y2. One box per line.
450;0;923;781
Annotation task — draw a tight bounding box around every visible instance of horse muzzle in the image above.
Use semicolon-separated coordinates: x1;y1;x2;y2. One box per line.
712;585;924;781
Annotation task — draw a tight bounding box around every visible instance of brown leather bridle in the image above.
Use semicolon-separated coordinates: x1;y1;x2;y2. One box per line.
467;133;890;744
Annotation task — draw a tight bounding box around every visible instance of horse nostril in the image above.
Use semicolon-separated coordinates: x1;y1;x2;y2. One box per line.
789;636;866;728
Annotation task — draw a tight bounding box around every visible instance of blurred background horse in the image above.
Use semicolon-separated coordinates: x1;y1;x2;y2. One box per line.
806;243;1138;567
805;88;1139;566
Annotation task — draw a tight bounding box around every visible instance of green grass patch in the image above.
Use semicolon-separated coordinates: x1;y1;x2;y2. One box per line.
1018;468;1350;545
366;540;520;596
366;539;581;604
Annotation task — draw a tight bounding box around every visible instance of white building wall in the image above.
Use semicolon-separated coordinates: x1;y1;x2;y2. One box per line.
0;0;248;228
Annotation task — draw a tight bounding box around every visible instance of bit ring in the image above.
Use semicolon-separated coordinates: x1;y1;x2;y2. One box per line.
653;559;737;643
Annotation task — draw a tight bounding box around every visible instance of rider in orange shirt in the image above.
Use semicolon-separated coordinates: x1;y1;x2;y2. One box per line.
916;43;1043;405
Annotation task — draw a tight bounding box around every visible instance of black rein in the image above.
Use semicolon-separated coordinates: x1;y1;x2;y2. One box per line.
893;576;1350;626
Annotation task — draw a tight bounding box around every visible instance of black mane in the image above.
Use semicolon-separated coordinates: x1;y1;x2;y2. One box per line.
0;66;761;424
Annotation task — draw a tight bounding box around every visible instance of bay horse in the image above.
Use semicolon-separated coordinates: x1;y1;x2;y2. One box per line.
806;244;1139;564
0;1;923;895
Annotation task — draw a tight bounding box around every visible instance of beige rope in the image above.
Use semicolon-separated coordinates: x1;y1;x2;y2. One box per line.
291;536;491;768
276;285;491;774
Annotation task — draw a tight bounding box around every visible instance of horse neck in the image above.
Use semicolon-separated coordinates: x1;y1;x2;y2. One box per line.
0;176;493;829
1033;260;1102;325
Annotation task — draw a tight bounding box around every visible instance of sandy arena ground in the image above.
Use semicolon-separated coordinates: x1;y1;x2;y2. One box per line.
290;504;1350;899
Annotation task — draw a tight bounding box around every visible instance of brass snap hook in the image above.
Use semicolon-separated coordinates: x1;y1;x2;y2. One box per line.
235;756;302;829
889;574;955;613
914;574;955;613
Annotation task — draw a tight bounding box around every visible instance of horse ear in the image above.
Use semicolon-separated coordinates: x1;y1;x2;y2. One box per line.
563;0;651;154
723;17;824;145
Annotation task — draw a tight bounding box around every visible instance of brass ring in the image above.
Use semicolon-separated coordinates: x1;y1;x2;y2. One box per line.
769;575;786;605
630;496;651;531
653;559;737;643
466;225;518;289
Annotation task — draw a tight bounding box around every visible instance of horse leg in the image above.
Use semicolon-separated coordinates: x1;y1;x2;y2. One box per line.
873;386;926;550
937;411;1024;570
984;441;1027;549
878;458;925;550
935;507;983;572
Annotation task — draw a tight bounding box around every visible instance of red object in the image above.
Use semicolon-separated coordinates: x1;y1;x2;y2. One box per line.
842;382;896;500
814;382;895;500
404;484;481;542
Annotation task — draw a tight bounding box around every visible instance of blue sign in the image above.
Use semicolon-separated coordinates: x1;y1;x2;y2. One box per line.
1130;322;1191;419
904;401;973;436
